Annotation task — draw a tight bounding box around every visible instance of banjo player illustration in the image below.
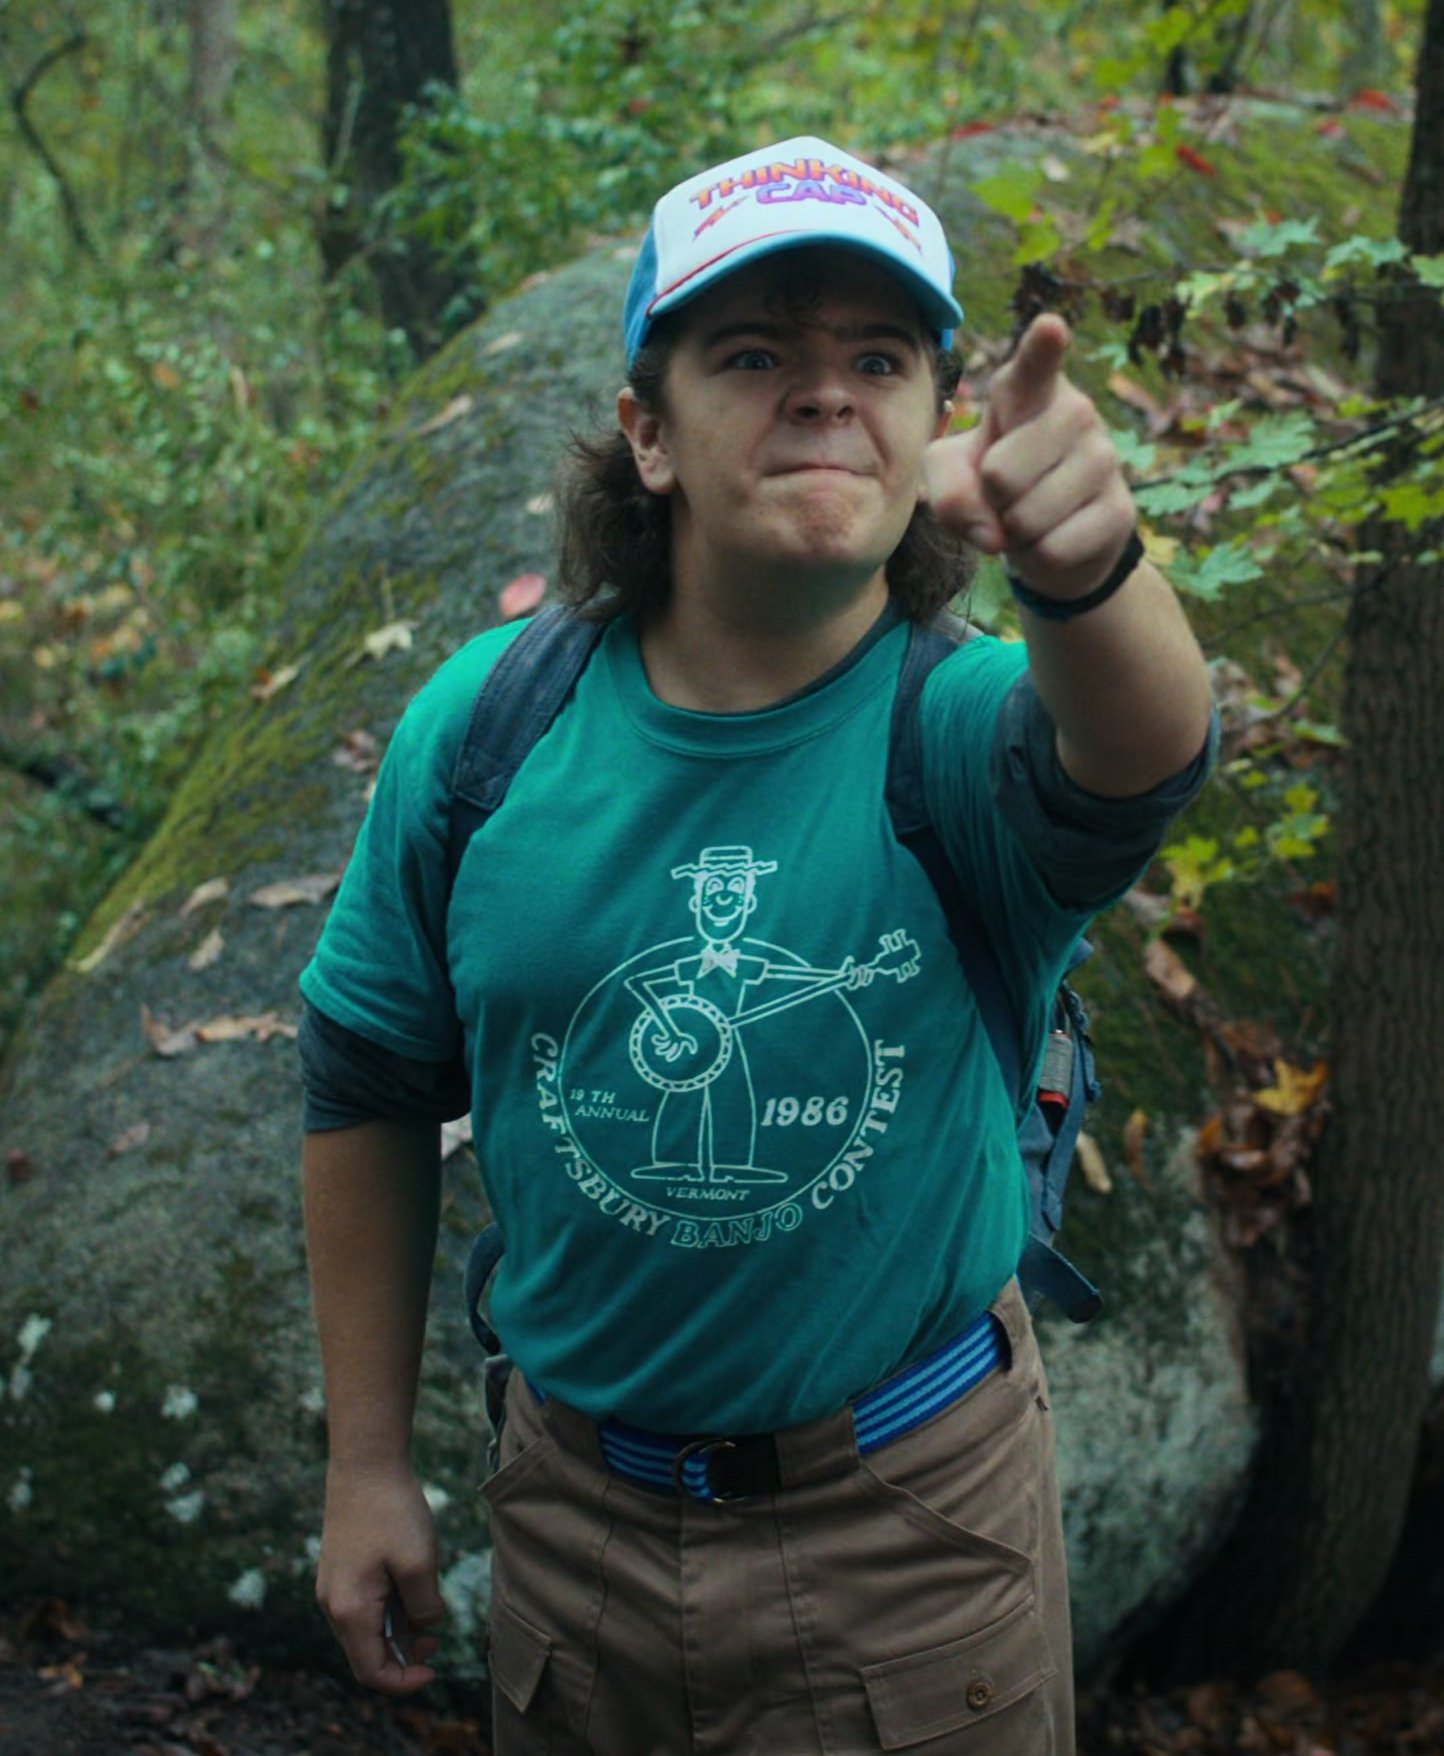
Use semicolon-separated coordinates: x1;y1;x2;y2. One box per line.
623;846;920;1186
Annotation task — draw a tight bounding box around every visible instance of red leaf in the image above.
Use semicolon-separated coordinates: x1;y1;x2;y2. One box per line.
499;573;546;622
1349;88;1396;113
951;121;994;140
1316;118;1346;138
1175;144;1216;177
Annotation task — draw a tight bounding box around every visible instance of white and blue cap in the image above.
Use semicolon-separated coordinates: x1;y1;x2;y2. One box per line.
623;135;963;371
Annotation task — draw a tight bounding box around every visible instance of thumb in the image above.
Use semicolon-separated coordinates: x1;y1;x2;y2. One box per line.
922;422;1006;553
987;313;1071;436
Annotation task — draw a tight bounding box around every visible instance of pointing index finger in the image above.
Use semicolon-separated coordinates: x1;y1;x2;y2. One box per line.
987;314;1072;436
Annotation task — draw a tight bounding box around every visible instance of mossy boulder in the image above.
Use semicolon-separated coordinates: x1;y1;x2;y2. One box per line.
0;109;1420;1677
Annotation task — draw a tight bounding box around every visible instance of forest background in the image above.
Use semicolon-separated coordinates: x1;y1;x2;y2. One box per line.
2;0;1444;1751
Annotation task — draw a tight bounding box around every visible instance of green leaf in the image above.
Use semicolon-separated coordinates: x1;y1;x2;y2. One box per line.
1294;720;1346;748
1220;412;1319;476
1135;478;1214;518
1108;429;1157;475
1413;254;1444;289
1229;477;1282;510
1377;481;1444;533
971;164;1044;223
1168;540;1265;601
1323;235;1409;276
1014;214;1062;265
1235;216;1320;258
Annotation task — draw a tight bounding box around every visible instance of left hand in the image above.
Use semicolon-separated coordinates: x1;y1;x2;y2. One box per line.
922;315;1138;604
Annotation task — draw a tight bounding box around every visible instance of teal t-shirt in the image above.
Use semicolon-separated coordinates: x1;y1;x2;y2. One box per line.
302;615;1117;1433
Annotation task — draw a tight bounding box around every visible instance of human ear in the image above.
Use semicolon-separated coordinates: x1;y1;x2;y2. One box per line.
617;386;676;496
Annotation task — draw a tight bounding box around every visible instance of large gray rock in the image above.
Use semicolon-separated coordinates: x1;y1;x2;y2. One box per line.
3;116;1421;1678
1042;1133;1255;1671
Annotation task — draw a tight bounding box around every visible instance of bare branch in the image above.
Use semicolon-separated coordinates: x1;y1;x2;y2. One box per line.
10;31;100;261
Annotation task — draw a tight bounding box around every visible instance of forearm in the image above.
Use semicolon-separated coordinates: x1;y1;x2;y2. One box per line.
302;1119;441;1466
1020;559;1214;800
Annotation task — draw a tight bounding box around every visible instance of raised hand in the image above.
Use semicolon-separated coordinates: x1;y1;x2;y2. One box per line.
922;314;1138;606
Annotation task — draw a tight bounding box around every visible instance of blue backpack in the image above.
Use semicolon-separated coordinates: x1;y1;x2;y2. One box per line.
451;604;1103;1383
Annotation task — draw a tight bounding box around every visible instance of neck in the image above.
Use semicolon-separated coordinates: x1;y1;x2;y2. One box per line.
640;563;890;713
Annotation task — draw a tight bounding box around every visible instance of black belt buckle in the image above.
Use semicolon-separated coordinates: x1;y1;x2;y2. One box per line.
672;1433;781;1502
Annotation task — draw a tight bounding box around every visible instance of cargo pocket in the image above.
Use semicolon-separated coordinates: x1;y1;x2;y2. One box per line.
860;1595;1057;1751
489;1601;554;1752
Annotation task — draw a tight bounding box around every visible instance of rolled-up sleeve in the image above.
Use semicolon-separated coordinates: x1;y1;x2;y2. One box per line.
990;672;1220;912
299;1000;470;1132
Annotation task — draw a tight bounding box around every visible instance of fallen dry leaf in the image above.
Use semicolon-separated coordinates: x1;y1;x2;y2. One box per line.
188;928;225;972
331;729;380;776
1253;1058;1329;1117
359;619;415;663
37;1658;85;1691
110;1121;152;1156
141;1005;200;1058
250;660;304;703
1075;1131;1112;1195
1122;1109;1151;1185
73;901;149;974
248;871;341;909
483;330;525;356
1290;880;1336;922
414;392;473;437
1144;938;1198;1006
179;877;230;917
499;572;546;621
195;1012;298;1045
525;492;554;516
1108;371;1162;417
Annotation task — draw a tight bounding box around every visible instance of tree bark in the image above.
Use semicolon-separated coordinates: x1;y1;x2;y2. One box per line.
1138;0;1444;1677
187;0;239;141
317;0;480;359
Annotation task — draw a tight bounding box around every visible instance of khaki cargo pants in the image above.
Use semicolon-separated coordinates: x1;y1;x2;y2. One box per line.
482;1279;1073;1755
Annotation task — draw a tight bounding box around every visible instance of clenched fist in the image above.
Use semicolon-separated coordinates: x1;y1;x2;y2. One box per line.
923;315;1138;607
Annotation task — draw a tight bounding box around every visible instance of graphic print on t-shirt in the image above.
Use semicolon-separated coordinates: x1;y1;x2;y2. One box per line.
532;845;917;1250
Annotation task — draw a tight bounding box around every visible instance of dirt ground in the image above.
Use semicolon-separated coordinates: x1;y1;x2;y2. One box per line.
2;1598;1442;1756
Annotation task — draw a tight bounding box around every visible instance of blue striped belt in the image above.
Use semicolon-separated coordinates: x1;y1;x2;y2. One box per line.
594;1309;1005;1504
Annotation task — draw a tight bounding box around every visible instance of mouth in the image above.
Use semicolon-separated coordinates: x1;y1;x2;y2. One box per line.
771;463;869;477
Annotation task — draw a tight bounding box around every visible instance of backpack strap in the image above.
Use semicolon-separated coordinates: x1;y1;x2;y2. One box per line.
446;605;606;889
886;613;1102;1323
885;613;1023;1099
448;604;605;1381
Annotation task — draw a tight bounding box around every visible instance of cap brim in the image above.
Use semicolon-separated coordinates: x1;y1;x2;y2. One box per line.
636;232;963;363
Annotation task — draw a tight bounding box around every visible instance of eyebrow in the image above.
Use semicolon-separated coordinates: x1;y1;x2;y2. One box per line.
698;318;923;353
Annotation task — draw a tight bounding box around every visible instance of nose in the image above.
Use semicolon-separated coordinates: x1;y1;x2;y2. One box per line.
784;364;853;423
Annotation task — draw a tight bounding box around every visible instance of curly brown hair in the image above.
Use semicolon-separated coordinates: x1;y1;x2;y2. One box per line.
556;294;975;626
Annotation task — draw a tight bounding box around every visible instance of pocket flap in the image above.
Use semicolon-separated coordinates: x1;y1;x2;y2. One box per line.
861;1595;1056;1750
489;1601;552;1714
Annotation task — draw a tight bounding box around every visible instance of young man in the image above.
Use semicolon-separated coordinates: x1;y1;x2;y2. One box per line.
299;137;1216;1754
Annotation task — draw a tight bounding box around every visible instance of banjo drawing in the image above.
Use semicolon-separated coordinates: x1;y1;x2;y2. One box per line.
626;929;920;1094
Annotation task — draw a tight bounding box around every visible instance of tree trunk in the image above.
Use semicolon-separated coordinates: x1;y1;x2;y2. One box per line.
317;0;480;359
187;0;239;140
1138;0;1444;1677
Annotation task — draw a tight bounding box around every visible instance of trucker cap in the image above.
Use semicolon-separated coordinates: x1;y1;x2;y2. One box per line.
623;136;963;370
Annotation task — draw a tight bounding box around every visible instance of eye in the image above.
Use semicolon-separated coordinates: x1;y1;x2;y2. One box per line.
726;347;778;370
856;352;901;376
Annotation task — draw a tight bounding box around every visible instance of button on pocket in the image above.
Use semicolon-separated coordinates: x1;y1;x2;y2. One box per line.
860;1595;1056;1750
